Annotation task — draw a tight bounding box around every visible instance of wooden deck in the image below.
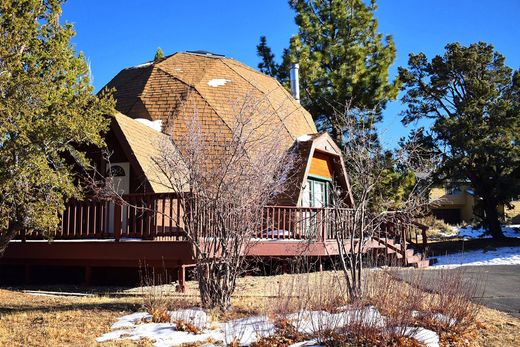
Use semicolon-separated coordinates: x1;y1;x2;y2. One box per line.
1;193;429;287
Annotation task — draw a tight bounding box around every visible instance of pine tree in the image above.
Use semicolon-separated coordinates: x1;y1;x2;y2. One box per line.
154;47;165;61
256;36;291;86
0;0;114;255
256;36;277;76
399;42;520;238
257;0;399;147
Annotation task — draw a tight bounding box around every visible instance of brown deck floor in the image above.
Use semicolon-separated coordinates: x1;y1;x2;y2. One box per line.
0;238;399;287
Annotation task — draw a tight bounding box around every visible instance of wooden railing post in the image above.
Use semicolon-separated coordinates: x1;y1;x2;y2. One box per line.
113;203;122;242
401;223;407;265
320;209;325;241
422;226;428;247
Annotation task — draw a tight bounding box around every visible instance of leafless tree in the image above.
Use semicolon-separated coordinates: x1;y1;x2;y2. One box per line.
152;93;294;310
331;117;436;300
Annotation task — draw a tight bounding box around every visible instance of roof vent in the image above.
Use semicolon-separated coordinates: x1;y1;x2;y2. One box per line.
290;64;300;104
186;50;225;57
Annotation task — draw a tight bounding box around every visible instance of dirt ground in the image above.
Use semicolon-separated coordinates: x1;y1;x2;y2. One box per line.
0;273;519;346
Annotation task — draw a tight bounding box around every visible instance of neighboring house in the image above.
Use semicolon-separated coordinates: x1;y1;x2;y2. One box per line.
0;51;427;286
430;181;520;224
430;182;476;224
503;201;520;224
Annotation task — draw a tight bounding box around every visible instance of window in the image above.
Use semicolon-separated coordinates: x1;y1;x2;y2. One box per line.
305;177;331;207
108;165;126;177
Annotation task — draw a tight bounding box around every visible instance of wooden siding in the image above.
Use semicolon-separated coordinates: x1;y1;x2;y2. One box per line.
309;151;333;179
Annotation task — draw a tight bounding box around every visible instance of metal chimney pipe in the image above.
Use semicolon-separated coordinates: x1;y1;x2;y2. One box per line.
290;63;300;104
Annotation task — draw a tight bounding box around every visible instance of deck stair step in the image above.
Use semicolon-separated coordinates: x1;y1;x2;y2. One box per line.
413;259;430;268
405;254;421;264
370;236;430;268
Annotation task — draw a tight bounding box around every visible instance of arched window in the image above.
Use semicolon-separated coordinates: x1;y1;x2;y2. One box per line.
108;165;126;177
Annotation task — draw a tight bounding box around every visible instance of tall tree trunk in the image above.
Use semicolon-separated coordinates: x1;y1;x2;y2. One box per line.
482;200;504;239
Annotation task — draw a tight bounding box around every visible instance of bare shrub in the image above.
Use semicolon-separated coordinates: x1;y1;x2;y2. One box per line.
256;269;480;346
139;265;174;323
258;272;345;344
332;117;436;300
366;268;481;340
261;271;417;345
153;92;295;311
414;269;482;334
265;272;346;317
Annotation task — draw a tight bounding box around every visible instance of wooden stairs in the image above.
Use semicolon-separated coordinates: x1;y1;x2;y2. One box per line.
371;236;430;268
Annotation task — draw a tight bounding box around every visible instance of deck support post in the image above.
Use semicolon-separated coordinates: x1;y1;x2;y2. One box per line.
281;261;289;274
114;204;122;242
24;265;31;284
84;266;92;286
176;265;186;293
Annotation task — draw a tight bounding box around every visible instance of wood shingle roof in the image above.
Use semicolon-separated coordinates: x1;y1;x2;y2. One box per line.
103;52;317;152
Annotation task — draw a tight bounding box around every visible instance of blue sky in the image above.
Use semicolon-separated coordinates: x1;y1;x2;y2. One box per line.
62;0;520;148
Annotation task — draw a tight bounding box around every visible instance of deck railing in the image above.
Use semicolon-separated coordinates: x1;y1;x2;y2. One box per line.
19;193;185;241
15;194;427;247
260;206;355;241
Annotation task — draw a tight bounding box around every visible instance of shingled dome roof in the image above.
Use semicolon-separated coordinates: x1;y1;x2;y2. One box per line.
103;51;317;149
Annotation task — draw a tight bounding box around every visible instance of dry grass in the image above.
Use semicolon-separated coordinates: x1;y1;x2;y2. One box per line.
474;306;520;347
0;271;519;346
0;289;145;346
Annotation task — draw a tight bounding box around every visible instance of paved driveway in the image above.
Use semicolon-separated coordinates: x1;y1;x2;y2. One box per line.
397;265;520;318
461;265;520;317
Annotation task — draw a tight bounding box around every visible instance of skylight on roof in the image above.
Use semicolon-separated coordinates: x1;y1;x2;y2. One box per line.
186;50;225;57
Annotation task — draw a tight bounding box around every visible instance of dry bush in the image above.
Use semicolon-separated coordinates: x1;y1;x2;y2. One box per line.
364;270;425;324
261;271;420;346
139;265;174;323
175;319;202;334
366;268;481;340
414;269;482;334
264;269;481;346
420;215;457;238
258;272;346;345
265;271;347;317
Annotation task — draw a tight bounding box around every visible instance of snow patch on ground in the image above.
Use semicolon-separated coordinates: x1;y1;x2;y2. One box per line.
441;225;520;239
404;327;440;347
412;311;457;327
23;290;93;298
97;311;273;346
433;246;520;268
287;306;385;335
289;340;320;347
98;307;440;347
